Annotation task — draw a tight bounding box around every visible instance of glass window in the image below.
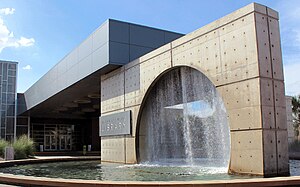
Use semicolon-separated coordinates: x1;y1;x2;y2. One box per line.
8;77;15;85
1;104;6;111
8;70;16;76
7;94;15;104
8;63;16;70
2;82;7;92
7;105;15;116
8;85;15;93
2;63;7;80
1;93;6;103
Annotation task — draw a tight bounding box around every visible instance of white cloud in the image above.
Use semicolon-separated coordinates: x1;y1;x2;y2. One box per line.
0;8;15;15
22;65;32;70
18;37;35;47
0;8;35;53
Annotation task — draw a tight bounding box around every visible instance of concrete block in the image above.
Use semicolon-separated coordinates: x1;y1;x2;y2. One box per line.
230;130;263;175
261;106;275;129
101;136;125;163
171;3;262;48
217;78;260;110
267;7;279;19
255;13;272;78
139;43;171;63
125;137;137;164
260;78;274;107
262;130;277;175
268;18;284;80
227;106;262;130
273;80;286;108
276;130;289;175
101;68;125;113
275;107;287;130
124;105;140;137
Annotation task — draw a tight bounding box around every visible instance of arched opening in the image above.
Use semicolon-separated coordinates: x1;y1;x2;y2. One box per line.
137;66;230;167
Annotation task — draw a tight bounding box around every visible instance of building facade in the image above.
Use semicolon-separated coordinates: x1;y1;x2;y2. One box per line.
11;3;289;177
0;60;17;141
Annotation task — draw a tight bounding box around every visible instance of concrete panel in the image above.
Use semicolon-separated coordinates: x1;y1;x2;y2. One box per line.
267;7;279;19
139;43;171;64
139;51;172;95
130;24;165;48
268;17;284;80
275;107;287;130
124;105;140;137
109;42;129;64
260;78;274;107
273;80;286;108
230;130;263;175
125;137;137;164
101;136;125;163
217;78;260;110
276;130;289;175
109;20;129;43
101;68;125;113
124;64;141;107
263;130;277;176
227;106;262;130
261;106;275;129
171;3;266;48
255;13;272;78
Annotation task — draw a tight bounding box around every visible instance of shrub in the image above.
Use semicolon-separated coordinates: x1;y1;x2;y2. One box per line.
12;135;35;159
0;139;9;158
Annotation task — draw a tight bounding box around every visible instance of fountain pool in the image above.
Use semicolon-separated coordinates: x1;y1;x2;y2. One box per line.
0;159;299;181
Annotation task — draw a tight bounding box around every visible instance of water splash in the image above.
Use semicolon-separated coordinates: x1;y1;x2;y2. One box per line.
139;67;230;168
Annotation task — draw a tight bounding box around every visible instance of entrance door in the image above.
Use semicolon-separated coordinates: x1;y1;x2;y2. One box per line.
44;135;57;151
59;135;72;150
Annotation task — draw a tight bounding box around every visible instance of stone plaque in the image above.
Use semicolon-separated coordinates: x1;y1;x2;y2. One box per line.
99;110;131;136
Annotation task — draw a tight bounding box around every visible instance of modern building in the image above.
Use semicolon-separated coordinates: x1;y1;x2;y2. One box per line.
4;2;290;177
15;19;183;152
0;60;18;141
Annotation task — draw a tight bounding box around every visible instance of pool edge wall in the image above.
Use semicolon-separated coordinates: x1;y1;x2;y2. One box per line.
100;2;289;177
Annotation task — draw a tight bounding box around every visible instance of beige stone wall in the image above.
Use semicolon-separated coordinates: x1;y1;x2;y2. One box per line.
100;3;289;176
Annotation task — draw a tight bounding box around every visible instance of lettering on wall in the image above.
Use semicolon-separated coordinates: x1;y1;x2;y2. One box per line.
99;110;131;136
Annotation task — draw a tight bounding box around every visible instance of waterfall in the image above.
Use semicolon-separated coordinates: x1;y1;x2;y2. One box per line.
139;67;230;168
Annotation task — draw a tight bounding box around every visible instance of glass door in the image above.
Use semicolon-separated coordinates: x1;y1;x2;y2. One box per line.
59;135;72;150
44;135;57;151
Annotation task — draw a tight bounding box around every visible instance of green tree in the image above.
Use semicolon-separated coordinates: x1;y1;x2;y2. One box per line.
292;95;300;138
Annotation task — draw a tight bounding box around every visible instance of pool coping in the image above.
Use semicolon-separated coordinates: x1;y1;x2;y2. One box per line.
0;157;299;186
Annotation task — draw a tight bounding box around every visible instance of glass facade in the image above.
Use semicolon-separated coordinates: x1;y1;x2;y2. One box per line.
0;61;17;141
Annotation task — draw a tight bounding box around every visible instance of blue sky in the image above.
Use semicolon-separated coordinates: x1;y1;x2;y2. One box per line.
0;0;299;95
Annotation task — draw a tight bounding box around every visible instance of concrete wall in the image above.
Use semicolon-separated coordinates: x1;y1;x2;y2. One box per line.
100;3;289;176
